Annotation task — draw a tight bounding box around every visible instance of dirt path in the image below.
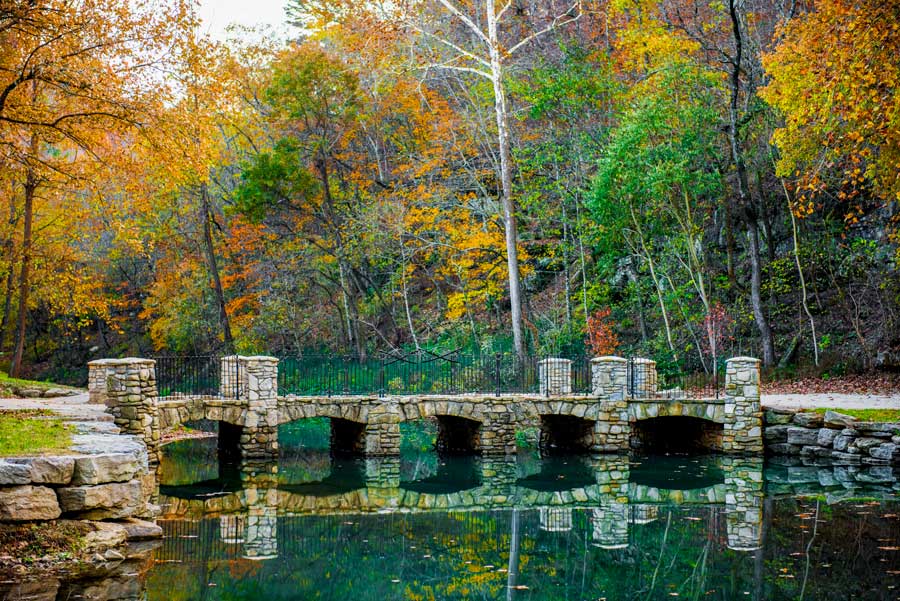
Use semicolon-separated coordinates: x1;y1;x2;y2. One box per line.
762;393;900;411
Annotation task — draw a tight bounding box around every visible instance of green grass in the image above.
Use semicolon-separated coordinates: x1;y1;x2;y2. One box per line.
813;407;900;422
0;410;73;456
0;370;79;396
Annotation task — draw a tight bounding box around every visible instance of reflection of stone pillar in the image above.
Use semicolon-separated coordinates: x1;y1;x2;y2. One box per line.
723;457;764;552
627;358;658;399
591;502;629;549
240;356;279;459
593;457;630;501
481;456;518;491
590;357;630;452
723;357;763;454
540;507;573;531
220;514;246;544
539;358;572;395
241;472;278;560
365;457;401;489
88;358;159;465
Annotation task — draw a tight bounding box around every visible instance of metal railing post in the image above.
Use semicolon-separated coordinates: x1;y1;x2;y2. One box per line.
495;352;501;397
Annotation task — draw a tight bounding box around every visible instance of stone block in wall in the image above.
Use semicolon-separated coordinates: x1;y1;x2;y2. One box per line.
792;413;824;428
869;443;898;461
71;453;144;485
817;428;840;448
590;356;627;400
0;460;31;485
0;485;61;521
764;425;791;443
764;410;794;425
824;410;858;429
833;434;854;452
4;456;75;485
787;427;819;446
57;479;143;519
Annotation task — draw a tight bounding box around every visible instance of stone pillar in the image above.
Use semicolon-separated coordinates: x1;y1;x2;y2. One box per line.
88;358;160;465
590;357;630;452
723;457;764;551
364;402;401;456
627;358;658;399
590;503;629;549
240;356;279;460
539;358;572;395
591;356;627;400
723;357;763;454
482;411;517;455
220;355;248;400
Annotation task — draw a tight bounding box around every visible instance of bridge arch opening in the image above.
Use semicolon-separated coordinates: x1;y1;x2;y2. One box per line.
330;418;367;456
539;415;595;454
435;415;482;455
631;416;723;454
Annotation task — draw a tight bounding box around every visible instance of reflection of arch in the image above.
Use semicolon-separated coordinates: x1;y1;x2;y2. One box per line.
630;416;723;453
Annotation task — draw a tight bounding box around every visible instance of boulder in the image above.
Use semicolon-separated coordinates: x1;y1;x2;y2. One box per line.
787;427;820;446
0;460;32;485
71;453;143;485
869;443;898;461
14;456;75;484
792;412;824;428
856;422;899;435
120;517;163;540
833;435;854;452
853;437;884;452
764;425;792;442
831;451;862;465
42;387;74;398
824;410;858;429
764;410;794;425
767;443;800;456
57;480;143;519
817;428;840;448
0;485;61;521
80;521;128;550
801;445;833;458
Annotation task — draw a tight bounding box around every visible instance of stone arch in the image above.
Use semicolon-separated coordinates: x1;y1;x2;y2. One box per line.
399;400;485;454
630;415;723;453
277;398;369;426
629;401;724;424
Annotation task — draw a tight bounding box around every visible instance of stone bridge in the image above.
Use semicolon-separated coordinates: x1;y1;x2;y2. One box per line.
88;355;762;463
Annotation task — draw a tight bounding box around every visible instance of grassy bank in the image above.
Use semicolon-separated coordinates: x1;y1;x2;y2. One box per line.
0;409;73;456
813;408;900;422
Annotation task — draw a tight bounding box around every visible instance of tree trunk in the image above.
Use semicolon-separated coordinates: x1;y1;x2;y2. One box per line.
0;189;18;350
9;169;35;378
487;0;526;359
200;183;234;354
747;219;776;365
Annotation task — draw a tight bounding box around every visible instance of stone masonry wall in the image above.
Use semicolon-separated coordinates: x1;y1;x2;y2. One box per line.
240;357;279;461
591;357;630;452
764;408;900;465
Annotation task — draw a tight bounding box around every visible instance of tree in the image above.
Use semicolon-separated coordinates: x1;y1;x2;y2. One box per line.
398;0;582;359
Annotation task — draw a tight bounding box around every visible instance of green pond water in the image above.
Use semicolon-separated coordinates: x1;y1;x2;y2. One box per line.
5;422;900;600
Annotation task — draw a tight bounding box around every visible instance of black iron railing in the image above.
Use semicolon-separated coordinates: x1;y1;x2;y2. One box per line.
154;355;241;398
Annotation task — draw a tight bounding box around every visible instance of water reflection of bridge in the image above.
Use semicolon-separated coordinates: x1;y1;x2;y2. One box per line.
157;456;764;560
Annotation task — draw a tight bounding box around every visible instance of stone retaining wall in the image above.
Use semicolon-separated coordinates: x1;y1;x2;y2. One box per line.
764;408;900;465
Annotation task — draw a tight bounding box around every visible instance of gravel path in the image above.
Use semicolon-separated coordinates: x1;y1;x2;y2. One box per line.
762;393;900;411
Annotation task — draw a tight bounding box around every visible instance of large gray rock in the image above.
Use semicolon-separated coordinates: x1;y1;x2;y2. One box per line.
793;412;824;428
764;425;792;442
0;460;32;485
57;480;143;519
833;435;854;452
767;443;801;456
817;428;840;448
764;410;794;425
71;453;143;485
824;410;858;429
80;521;128;550
869;443;898;461
832;451;862;465
787;427;820;446
856;422;900;435
853;437;884;452
0;485;61;521
9;456;76;484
